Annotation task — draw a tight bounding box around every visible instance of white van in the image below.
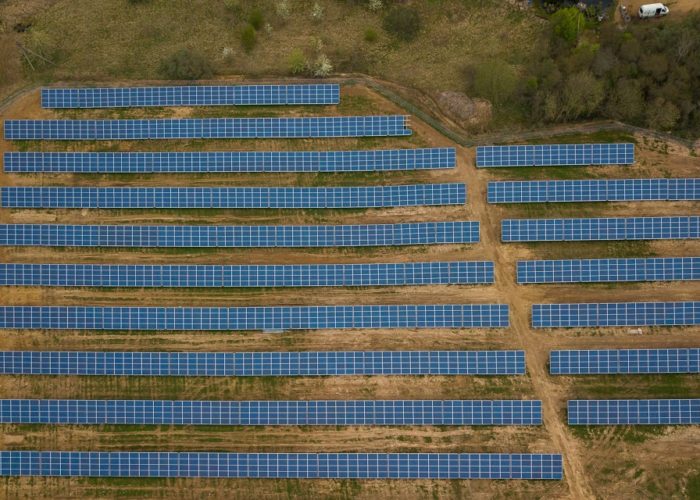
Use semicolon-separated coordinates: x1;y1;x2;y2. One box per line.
638;3;669;18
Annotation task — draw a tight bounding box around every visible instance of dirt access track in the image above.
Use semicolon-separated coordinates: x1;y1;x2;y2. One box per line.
0;82;699;500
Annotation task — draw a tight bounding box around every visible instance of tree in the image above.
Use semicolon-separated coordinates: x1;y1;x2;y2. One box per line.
470;60;518;106
639;53;669;82
550;7;584;46
559;71;604;120
159;49;213;80
606;79;644;123
645;97;680;130
383;6;421;41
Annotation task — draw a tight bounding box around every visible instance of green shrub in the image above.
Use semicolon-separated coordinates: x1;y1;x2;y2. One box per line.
364;28;378;42
159;48;213;80
383;6;421;41
249;8;264;30
470;60;518;106
241;24;257;52
550;7;584;45
288;49;307;74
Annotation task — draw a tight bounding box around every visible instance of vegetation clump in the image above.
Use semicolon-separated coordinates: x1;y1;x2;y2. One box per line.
159;48;213;79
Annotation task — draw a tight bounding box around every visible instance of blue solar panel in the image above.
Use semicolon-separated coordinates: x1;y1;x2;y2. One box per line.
41;84;340;108
532;302;699;328
502;217;699;242
0;221;480;248
4;116;412;140
0;184;466;209
568;400;700;425
488;179;700;203
476;143;634;167
4;148;456;173
0;452;564;479
0;305;510;330
0;350;527;376
550;349;700;375
517;258;700;284
0;261;494;287
0;400;542;426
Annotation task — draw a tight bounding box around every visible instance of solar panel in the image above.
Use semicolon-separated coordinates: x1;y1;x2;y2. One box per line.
0;451;564;479
550;349;700;375
3;116;412;140
0;400;542;426
41;84;340;108
476;143;634;167
0;305;510;330
0;261;494;287
0;184;466;209
502;216;699;242
4;148;456;173
517;258;700;284
0;221;480;248
488;179;700;203
532;302;699;328
568;399;700;425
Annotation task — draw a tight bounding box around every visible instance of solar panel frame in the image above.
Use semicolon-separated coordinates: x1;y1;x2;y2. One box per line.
0;350;527;376
0;451;564;479
4;116;412;140
0;261;494;288
0;304;510;331
41;84;341;108
476;143;634;168
550;349;700;375
532;302;700;328
0;184;466;209
4;148;456;173
568;399;700;425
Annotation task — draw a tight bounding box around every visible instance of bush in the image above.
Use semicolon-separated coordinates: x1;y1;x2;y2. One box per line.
368;0;383;12
383;6;421;41
288;48;307;74
470;60;518;106
249;8;264;30
159;48;213;80
364;28;378;42
312;54;333;77
241;24;257;52
550;7;584;45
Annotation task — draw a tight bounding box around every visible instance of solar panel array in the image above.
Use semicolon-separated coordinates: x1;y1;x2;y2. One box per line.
487;179;700;203
568;399;700;425
550;349;700;375
3;116;412;140
0;305;510;330
502;216;699;242
476;143;634;167
41;84;340;108
532;302;699;328
0;399;542;426
0;222;480;247
3;148;456;173
0;350;527;376
0;184;466;209
0;261;494;288
0;451;564;479
517;257;700;284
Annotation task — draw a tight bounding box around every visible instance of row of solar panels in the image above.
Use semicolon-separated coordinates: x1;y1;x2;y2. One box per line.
568;400;700;425
0;222;481;247
0;400;542;426
476;143;634;167
4;116;412;140
0;349;694;376
0;452;564;479
41;84;341;108
0;305;511;330
0;261;494;287
532;302;699;328
488;178;700;203
0;184;466;209
3;148;456;173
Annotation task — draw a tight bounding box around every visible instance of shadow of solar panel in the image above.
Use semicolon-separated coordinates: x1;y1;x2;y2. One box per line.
517;258;700;284
0;261;494;287
3;148;456;173
0;452;564;479
4;116;412;140
568;399;700;425
0;304;510;330
550;349;700;375
0;222;480;248
41;84;340;108
0;184;466;209
0;400;543;426
476;144;634;168
532;302;699;328
0;350;526;376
